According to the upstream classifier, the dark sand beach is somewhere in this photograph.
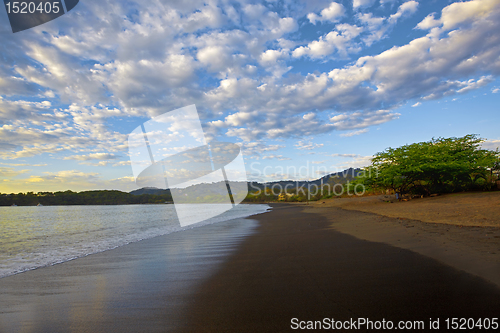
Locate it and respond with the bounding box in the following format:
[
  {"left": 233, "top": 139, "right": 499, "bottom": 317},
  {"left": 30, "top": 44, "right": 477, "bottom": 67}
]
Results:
[
  {"left": 180, "top": 204, "right": 500, "bottom": 332},
  {"left": 1, "top": 204, "right": 500, "bottom": 332}
]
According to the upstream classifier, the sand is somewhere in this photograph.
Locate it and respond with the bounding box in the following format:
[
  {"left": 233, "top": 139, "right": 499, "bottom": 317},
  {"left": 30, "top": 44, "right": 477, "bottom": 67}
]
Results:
[
  {"left": 314, "top": 191, "right": 500, "bottom": 227},
  {"left": 179, "top": 204, "right": 500, "bottom": 332},
  {"left": 307, "top": 191, "right": 500, "bottom": 287}
]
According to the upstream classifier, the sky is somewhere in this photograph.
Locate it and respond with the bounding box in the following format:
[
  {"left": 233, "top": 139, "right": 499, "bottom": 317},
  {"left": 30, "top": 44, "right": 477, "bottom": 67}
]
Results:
[{"left": 0, "top": 0, "right": 499, "bottom": 193}]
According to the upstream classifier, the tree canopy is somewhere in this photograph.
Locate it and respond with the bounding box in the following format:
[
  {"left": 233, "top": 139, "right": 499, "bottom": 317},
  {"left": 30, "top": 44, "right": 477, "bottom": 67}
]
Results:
[
  {"left": 0, "top": 190, "right": 173, "bottom": 206},
  {"left": 361, "top": 134, "right": 499, "bottom": 195}
]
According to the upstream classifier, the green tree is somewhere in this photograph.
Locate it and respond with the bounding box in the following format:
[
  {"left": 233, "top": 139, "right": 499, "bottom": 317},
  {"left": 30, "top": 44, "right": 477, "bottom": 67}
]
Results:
[{"left": 362, "top": 135, "right": 499, "bottom": 195}]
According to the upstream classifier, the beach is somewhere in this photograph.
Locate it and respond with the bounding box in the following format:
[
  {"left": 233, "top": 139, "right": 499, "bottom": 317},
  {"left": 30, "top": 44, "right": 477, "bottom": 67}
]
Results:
[{"left": 1, "top": 202, "right": 500, "bottom": 332}]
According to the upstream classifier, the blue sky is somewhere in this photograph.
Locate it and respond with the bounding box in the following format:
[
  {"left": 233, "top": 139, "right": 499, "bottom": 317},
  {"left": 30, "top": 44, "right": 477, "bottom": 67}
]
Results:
[{"left": 0, "top": 0, "right": 499, "bottom": 192}]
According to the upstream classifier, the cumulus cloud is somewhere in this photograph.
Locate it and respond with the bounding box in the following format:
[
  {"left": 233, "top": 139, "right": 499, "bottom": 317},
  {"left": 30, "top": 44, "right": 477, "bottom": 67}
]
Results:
[
  {"left": 297, "top": 1, "right": 420, "bottom": 58},
  {"left": 482, "top": 139, "right": 500, "bottom": 150},
  {"left": 293, "top": 23, "right": 363, "bottom": 58},
  {"left": 307, "top": 2, "right": 345, "bottom": 24},
  {"left": 64, "top": 153, "right": 120, "bottom": 161},
  {"left": 339, "top": 128, "right": 369, "bottom": 137},
  {"left": 0, "top": 0, "right": 499, "bottom": 166},
  {"left": 261, "top": 154, "right": 291, "bottom": 160},
  {"left": 240, "top": 141, "right": 284, "bottom": 158},
  {"left": 416, "top": 0, "right": 498, "bottom": 32},
  {"left": 330, "top": 111, "right": 400, "bottom": 130},
  {"left": 0, "top": 97, "right": 53, "bottom": 125},
  {"left": 0, "top": 167, "right": 29, "bottom": 178},
  {"left": 388, "top": 1, "right": 419, "bottom": 24},
  {"left": 332, "top": 155, "right": 373, "bottom": 169},
  {"left": 353, "top": 0, "right": 377, "bottom": 10},
  {"left": 295, "top": 141, "right": 325, "bottom": 150},
  {"left": 357, "top": 1, "right": 419, "bottom": 46}
]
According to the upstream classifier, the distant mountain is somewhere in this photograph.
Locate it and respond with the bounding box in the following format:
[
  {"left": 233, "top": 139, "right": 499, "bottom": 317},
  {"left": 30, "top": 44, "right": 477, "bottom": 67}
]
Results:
[
  {"left": 247, "top": 167, "right": 361, "bottom": 191},
  {"left": 129, "top": 168, "right": 361, "bottom": 195},
  {"left": 129, "top": 187, "right": 171, "bottom": 196}
]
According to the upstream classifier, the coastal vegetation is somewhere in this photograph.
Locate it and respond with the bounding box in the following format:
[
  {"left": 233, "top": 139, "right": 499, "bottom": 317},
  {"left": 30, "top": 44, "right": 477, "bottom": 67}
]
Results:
[
  {"left": 245, "top": 135, "right": 499, "bottom": 202},
  {"left": 0, "top": 190, "right": 173, "bottom": 206},
  {"left": 359, "top": 134, "right": 499, "bottom": 196}
]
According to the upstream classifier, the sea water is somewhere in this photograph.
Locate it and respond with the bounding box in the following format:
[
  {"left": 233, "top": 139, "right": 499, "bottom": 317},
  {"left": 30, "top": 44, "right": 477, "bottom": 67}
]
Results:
[{"left": 0, "top": 204, "right": 270, "bottom": 278}]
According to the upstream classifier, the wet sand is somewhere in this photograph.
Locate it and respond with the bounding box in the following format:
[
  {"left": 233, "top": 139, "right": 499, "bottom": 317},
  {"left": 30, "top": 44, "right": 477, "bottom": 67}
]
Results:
[
  {"left": 180, "top": 204, "right": 500, "bottom": 332},
  {"left": 309, "top": 205, "right": 500, "bottom": 288},
  {"left": 1, "top": 204, "right": 500, "bottom": 332},
  {"left": 0, "top": 218, "right": 259, "bottom": 332},
  {"left": 307, "top": 192, "right": 500, "bottom": 288}
]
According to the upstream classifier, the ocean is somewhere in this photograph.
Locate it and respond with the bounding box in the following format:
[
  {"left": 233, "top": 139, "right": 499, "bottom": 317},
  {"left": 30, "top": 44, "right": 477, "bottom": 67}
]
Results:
[{"left": 0, "top": 203, "right": 270, "bottom": 278}]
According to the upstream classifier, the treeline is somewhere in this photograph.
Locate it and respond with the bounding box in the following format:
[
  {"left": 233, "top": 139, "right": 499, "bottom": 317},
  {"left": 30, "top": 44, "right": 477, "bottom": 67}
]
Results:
[
  {"left": 359, "top": 134, "right": 500, "bottom": 196},
  {"left": 0, "top": 190, "right": 173, "bottom": 206},
  {"left": 243, "top": 171, "right": 365, "bottom": 203}
]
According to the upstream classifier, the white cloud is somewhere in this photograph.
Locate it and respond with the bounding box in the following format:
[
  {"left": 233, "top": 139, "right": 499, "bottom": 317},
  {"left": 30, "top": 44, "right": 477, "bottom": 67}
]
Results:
[
  {"left": 243, "top": 4, "right": 267, "bottom": 20},
  {"left": 333, "top": 155, "right": 373, "bottom": 169},
  {"left": 491, "top": 87, "right": 499, "bottom": 93},
  {"left": 388, "top": 1, "right": 419, "bottom": 24},
  {"left": 353, "top": 0, "right": 377, "bottom": 10},
  {"left": 258, "top": 49, "right": 289, "bottom": 67},
  {"left": 339, "top": 128, "right": 369, "bottom": 137},
  {"left": 226, "top": 111, "right": 336, "bottom": 141},
  {"left": 415, "top": 13, "right": 440, "bottom": 30},
  {"left": 412, "top": 102, "right": 421, "bottom": 107},
  {"left": 330, "top": 111, "right": 400, "bottom": 130},
  {"left": 481, "top": 139, "right": 500, "bottom": 151},
  {"left": 0, "top": 0, "right": 499, "bottom": 162},
  {"left": 356, "top": 13, "right": 387, "bottom": 46},
  {"left": 239, "top": 141, "right": 284, "bottom": 159},
  {"left": 292, "top": 24, "right": 362, "bottom": 58},
  {"left": 183, "top": 4, "right": 226, "bottom": 33},
  {"left": 64, "top": 153, "right": 120, "bottom": 161},
  {"left": 0, "top": 97, "right": 54, "bottom": 124},
  {"left": 416, "top": 0, "right": 499, "bottom": 32},
  {"left": 295, "top": 141, "right": 325, "bottom": 150},
  {"left": 327, "top": 154, "right": 374, "bottom": 170},
  {"left": 329, "top": 153, "right": 361, "bottom": 158},
  {"left": 0, "top": 167, "right": 29, "bottom": 178},
  {"left": 261, "top": 154, "right": 291, "bottom": 160},
  {"left": 357, "top": 1, "right": 419, "bottom": 46},
  {"left": 307, "top": 2, "right": 345, "bottom": 24},
  {"left": 455, "top": 76, "right": 493, "bottom": 94}
]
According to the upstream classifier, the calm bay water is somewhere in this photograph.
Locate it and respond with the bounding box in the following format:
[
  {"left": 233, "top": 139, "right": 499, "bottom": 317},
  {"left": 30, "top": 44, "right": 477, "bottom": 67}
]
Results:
[{"left": 0, "top": 204, "right": 270, "bottom": 278}]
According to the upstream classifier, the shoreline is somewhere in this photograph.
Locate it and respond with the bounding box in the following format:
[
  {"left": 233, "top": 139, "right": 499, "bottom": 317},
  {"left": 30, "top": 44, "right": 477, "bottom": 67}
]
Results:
[
  {"left": 0, "top": 216, "right": 260, "bottom": 332},
  {"left": 0, "top": 203, "right": 270, "bottom": 280}
]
